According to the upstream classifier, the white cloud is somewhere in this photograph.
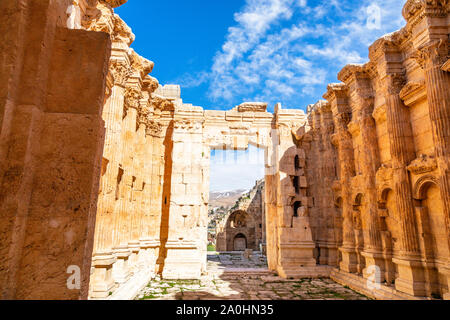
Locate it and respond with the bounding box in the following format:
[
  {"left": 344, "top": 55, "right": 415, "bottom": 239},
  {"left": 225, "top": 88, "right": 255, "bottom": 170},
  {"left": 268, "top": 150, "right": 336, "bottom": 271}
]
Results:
[
  {"left": 210, "top": 145, "right": 265, "bottom": 192},
  {"left": 174, "top": 0, "right": 406, "bottom": 110}
]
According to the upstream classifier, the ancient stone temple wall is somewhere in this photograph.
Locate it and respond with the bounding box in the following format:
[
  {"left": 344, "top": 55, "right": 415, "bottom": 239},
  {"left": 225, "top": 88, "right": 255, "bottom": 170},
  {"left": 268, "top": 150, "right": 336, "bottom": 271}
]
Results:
[
  {"left": 301, "top": 0, "right": 450, "bottom": 299},
  {"left": 1, "top": 0, "right": 448, "bottom": 301},
  {"left": 0, "top": 0, "right": 112, "bottom": 300}
]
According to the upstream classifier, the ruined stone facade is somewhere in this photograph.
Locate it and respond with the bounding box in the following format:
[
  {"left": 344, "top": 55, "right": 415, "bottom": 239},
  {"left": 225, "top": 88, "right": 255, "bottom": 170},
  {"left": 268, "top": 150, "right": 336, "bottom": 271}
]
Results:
[
  {"left": 300, "top": 0, "right": 450, "bottom": 299},
  {"left": 215, "top": 180, "right": 265, "bottom": 252},
  {"left": 0, "top": 0, "right": 448, "bottom": 301}
]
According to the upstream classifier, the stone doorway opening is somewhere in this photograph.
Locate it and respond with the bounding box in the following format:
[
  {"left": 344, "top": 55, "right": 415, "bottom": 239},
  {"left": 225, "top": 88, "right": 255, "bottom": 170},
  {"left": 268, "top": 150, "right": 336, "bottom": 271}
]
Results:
[
  {"left": 233, "top": 234, "right": 247, "bottom": 251},
  {"left": 207, "top": 144, "right": 267, "bottom": 271}
]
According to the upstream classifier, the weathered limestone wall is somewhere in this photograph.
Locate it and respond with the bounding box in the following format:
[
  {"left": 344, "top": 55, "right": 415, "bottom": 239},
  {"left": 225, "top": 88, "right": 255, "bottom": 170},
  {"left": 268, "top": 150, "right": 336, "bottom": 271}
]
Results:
[
  {"left": 301, "top": 0, "right": 450, "bottom": 299},
  {"left": 0, "top": 0, "right": 111, "bottom": 299},
  {"left": 86, "top": 2, "right": 175, "bottom": 298},
  {"left": 265, "top": 105, "right": 318, "bottom": 278},
  {"left": 1, "top": 0, "right": 448, "bottom": 301}
]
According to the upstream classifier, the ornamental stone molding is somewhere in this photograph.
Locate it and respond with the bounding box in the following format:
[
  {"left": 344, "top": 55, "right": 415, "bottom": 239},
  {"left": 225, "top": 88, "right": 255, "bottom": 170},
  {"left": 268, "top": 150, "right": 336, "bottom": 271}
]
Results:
[
  {"left": 413, "top": 174, "right": 440, "bottom": 199},
  {"left": 145, "top": 120, "right": 163, "bottom": 137},
  {"left": 173, "top": 120, "right": 203, "bottom": 133},
  {"left": 399, "top": 80, "right": 427, "bottom": 106},
  {"left": 112, "top": 14, "right": 135, "bottom": 45},
  {"left": 413, "top": 39, "right": 449, "bottom": 69},
  {"left": 83, "top": 1, "right": 115, "bottom": 34},
  {"left": 151, "top": 94, "right": 175, "bottom": 111},
  {"left": 124, "top": 87, "right": 143, "bottom": 111},
  {"left": 347, "top": 121, "right": 361, "bottom": 137},
  {"left": 110, "top": 60, "right": 132, "bottom": 87},
  {"left": 402, "top": 0, "right": 448, "bottom": 29},
  {"left": 143, "top": 76, "right": 159, "bottom": 94},
  {"left": 236, "top": 102, "right": 268, "bottom": 113},
  {"left": 4, "top": 0, "right": 450, "bottom": 301},
  {"left": 130, "top": 50, "right": 154, "bottom": 78},
  {"left": 386, "top": 73, "right": 407, "bottom": 95},
  {"left": 407, "top": 154, "right": 438, "bottom": 174}
]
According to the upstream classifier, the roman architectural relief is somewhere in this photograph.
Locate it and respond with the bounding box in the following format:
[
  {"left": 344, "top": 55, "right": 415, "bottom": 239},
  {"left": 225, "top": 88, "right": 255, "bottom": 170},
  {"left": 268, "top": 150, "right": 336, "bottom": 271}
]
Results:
[
  {"left": 215, "top": 180, "right": 265, "bottom": 252},
  {"left": 0, "top": 0, "right": 448, "bottom": 300}
]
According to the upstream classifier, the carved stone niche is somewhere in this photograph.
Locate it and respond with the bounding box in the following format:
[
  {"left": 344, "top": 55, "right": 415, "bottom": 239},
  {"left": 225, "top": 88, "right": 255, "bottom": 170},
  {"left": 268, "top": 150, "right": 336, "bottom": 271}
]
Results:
[
  {"left": 407, "top": 154, "right": 437, "bottom": 175},
  {"left": 399, "top": 80, "right": 426, "bottom": 107},
  {"left": 236, "top": 102, "right": 268, "bottom": 113}
]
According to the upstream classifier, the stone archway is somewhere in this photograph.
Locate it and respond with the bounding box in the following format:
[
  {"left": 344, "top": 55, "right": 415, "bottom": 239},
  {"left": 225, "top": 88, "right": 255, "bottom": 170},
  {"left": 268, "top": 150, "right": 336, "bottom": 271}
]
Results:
[
  {"left": 233, "top": 234, "right": 247, "bottom": 251},
  {"left": 413, "top": 176, "right": 448, "bottom": 297},
  {"left": 160, "top": 102, "right": 308, "bottom": 280}
]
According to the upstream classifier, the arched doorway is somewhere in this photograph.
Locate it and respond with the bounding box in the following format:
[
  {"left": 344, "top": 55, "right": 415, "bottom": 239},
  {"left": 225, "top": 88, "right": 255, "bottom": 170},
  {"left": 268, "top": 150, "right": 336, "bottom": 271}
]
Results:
[
  {"left": 234, "top": 233, "right": 247, "bottom": 251},
  {"left": 414, "top": 176, "right": 448, "bottom": 298},
  {"left": 353, "top": 193, "right": 365, "bottom": 275}
]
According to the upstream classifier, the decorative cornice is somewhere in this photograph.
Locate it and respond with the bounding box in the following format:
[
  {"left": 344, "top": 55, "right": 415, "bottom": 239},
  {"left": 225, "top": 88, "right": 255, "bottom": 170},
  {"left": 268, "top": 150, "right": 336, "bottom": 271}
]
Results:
[
  {"left": 323, "top": 83, "right": 349, "bottom": 102},
  {"left": 386, "top": 73, "right": 407, "bottom": 95},
  {"left": 337, "top": 64, "right": 365, "bottom": 84},
  {"left": 402, "top": 0, "right": 448, "bottom": 29},
  {"left": 399, "top": 80, "right": 427, "bottom": 106},
  {"left": 143, "top": 76, "right": 159, "bottom": 94},
  {"left": 130, "top": 50, "right": 154, "bottom": 78},
  {"left": 151, "top": 94, "right": 175, "bottom": 112},
  {"left": 145, "top": 120, "right": 162, "bottom": 137},
  {"left": 372, "top": 104, "right": 387, "bottom": 123},
  {"left": 112, "top": 14, "right": 135, "bottom": 45},
  {"left": 407, "top": 154, "right": 438, "bottom": 175}
]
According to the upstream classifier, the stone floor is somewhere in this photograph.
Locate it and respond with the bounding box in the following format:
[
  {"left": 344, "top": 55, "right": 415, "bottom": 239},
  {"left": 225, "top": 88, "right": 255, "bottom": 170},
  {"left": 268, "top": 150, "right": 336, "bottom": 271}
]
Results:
[{"left": 136, "top": 252, "right": 368, "bottom": 300}]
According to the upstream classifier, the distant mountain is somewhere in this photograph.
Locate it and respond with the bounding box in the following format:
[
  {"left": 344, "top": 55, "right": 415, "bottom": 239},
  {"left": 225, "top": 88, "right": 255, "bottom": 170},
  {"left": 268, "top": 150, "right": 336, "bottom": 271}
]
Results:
[{"left": 209, "top": 189, "right": 247, "bottom": 210}]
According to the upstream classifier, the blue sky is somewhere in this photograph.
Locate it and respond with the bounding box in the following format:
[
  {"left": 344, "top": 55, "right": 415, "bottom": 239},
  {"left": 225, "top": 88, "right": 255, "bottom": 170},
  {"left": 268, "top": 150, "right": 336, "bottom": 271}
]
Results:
[
  {"left": 116, "top": 0, "right": 406, "bottom": 112},
  {"left": 116, "top": 0, "right": 407, "bottom": 192},
  {"left": 209, "top": 145, "right": 265, "bottom": 192}
]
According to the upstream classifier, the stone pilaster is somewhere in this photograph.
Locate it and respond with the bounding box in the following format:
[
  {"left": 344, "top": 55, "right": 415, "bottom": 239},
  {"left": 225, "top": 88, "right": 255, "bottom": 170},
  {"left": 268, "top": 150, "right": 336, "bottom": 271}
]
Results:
[
  {"left": 324, "top": 84, "right": 358, "bottom": 273},
  {"left": 162, "top": 114, "right": 206, "bottom": 280},
  {"left": 415, "top": 39, "right": 450, "bottom": 252},
  {"left": 384, "top": 72, "right": 425, "bottom": 295},
  {"left": 90, "top": 60, "right": 130, "bottom": 298}
]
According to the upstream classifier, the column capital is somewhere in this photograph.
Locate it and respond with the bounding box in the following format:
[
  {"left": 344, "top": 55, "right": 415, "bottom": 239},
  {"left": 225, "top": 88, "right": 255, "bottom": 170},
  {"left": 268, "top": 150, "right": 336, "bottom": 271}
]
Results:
[
  {"left": 145, "top": 120, "right": 162, "bottom": 137},
  {"left": 110, "top": 60, "right": 132, "bottom": 87},
  {"left": 386, "top": 72, "right": 407, "bottom": 95},
  {"left": 124, "top": 86, "right": 143, "bottom": 111},
  {"left": 413, "top": 39, "right": 449, "bottom": 69}
]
